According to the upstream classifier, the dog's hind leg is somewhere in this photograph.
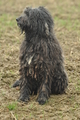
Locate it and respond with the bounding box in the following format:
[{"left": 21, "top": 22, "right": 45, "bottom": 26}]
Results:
[
  {"left": 51, "top": 70, "right": 68, "bottom": 94},
  {"left": 12, "top": 80, "right": 21, "bottom": 88},
  {"left": 12, "top": 76, "right": 23, "bottom": 87}
]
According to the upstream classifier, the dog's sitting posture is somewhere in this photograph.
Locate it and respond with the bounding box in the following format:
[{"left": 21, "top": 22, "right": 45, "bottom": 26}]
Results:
[{"left": 13, "top": 6, "right": 68, "bottom": 105}]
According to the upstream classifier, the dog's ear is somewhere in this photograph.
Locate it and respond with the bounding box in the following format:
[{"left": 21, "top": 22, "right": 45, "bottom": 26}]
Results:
[
  {"left": 26, "top": 7, "right": 32, "bottom": 10},
  {"left": 38, "top": 6, "right": 46, "bottom": 11},
  {"left": 45, "top": 23, "right": 49, "bottom": 35}
]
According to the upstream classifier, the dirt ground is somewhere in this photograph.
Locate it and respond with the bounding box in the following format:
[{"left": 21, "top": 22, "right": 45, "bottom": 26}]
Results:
[{"left": 0, "top": 0, "right": 80, "bottom": 120}]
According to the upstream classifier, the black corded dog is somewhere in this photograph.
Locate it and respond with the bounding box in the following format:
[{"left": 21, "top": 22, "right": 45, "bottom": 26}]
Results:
[{"left": 13, "top": 7, "right": 68, "bottom": 105}]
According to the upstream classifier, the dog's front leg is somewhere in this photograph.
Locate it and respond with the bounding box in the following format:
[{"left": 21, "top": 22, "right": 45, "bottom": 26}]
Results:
[
  {"left": 18, "top": 80, "right": 31, "bottom": 102},
  {"left": 37, "top": 75, "right": 51, "bottom": 105}
]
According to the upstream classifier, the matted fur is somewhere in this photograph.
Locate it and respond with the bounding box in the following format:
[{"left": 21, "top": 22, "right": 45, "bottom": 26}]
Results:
[{"left": 13, "top": 6, "right": 68, "bottom": 105}]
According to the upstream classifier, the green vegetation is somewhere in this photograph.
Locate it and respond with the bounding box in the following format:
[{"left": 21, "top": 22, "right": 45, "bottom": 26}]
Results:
[{"left": 7, "top": 102, "right": 17, "bottom": 111}]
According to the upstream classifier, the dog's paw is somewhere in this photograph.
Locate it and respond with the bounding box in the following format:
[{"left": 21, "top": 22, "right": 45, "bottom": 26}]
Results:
[
  {"left": 12, "top": 80, "right": 21, "bottom": 88},
  {"left": 37, "top": 92, "right": 48, "bottom": 105},
  {"left": 18, "top": 95, "right": 30, "bottom": 102},
  {"left": 37, "top": 97, "right": 47, "bottom": 105}
]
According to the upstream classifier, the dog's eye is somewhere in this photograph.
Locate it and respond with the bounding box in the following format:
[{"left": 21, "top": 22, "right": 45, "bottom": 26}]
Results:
[
  {"left": 26, "top": 12, "right": 29, "bottom": 16},
  {"left": 24, "top": 11, "right": 29, "bottom": 17}
]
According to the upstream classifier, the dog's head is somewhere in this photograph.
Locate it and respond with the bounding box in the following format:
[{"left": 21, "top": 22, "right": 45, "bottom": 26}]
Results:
[{"left": 16, "top": 7, "right": 53, "bottom": 36}]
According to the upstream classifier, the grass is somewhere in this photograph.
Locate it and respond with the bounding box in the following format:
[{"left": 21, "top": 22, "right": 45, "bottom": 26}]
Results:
[
  {"left": 7, "top": 102, "right": 17, "bottom": 111},
  {"left": 0, "top": 14, "right": 16, "bottom": 26},
  {"left": 54, "top": 16, "right": 80, "bottom": 30},
  {"left": 0, "top": 14, "right": 17, "bottom": 36}
]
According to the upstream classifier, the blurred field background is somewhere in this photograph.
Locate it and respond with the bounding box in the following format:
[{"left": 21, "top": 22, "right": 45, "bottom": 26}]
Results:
[{"left": 0, "top": 0, "right": 80, "bottom": 120}]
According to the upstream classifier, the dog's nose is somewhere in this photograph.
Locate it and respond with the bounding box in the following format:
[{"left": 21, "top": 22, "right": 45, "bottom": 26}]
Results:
[
  {"left": 16, "top": 18, "right": 19, "bottom": 22},
  {"left": 16, "top": 17, "right": 22, "bottom": 22}
]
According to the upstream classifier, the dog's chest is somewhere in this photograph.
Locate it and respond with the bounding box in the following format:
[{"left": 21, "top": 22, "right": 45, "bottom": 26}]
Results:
[
  {"left": 26, "top": 55, "right": 35, "bottom": 76},
  {"left": 26, "top": 55, "right": 34, "bottom": 65}
]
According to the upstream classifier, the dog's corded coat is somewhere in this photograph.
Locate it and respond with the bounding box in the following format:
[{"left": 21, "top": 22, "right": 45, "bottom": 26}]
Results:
[{"left": 13, "top": 7, "right": 68, "bottom": 104}]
